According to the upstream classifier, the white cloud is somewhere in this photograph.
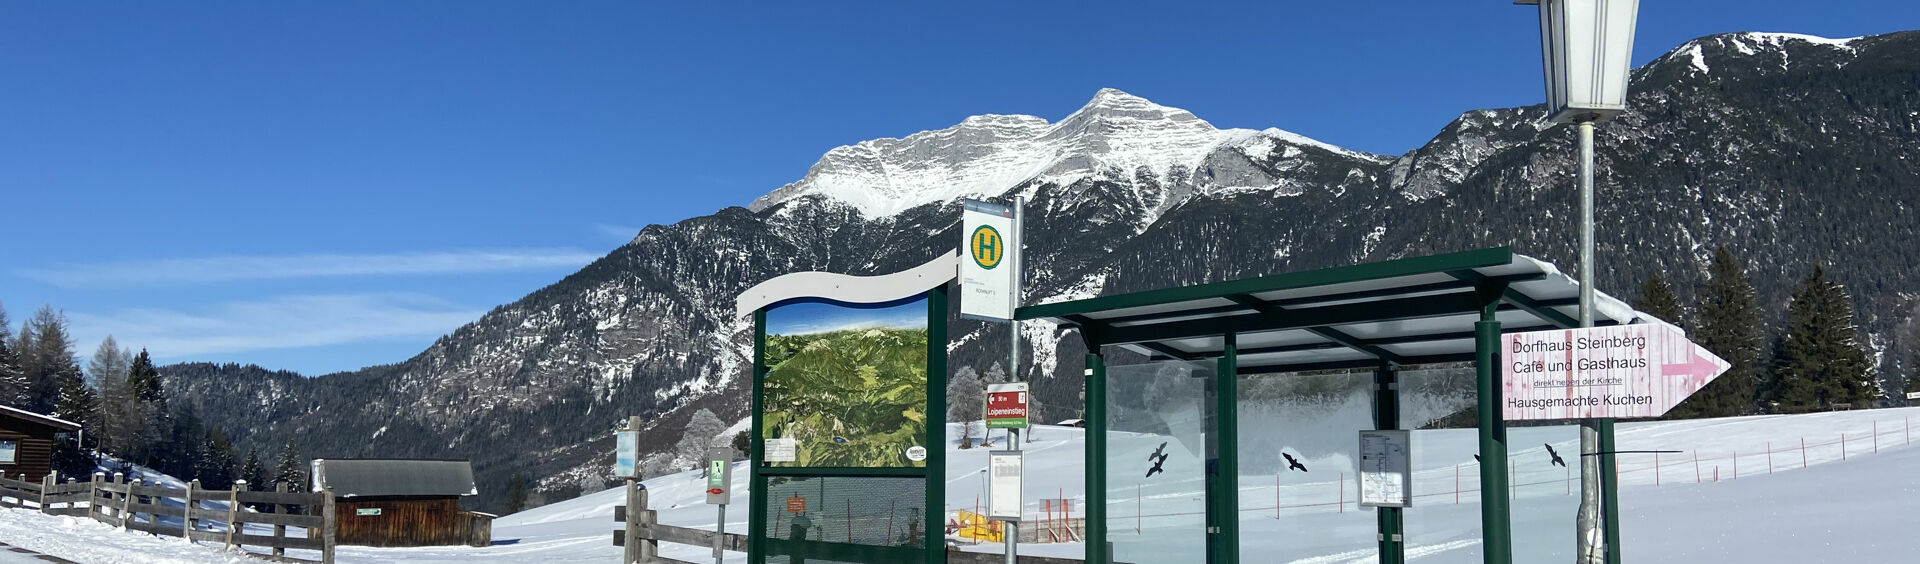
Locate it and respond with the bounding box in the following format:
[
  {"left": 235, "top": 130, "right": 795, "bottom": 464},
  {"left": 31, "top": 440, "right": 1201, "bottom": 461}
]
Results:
[
  {"left": 66, "top": 293, "right": 484, "bottom": 359},
  {"left": 593, "top": 223, "right": 642, "bottom": 244},
  {"left": 15, "top": 248, "right": 602, "bottom": 288}
]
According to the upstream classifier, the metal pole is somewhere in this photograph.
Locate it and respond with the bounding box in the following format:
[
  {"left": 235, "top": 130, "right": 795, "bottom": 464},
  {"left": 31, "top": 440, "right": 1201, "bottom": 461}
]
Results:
[
  {"left": 1085, "top": 352, "right": 1107, "bottom": 564},
  {"left": 1475, "top": 302, "right": 1511, "bottom": 564},
  {"left": 1572, "top": 118, "right": 1610, "bottom": 564},
  {"left": 715, "top": 504, "right": 726, "bottom": 564},
  {"left": 1005, "top": 196, "right": 1023, "bottom": 564}
]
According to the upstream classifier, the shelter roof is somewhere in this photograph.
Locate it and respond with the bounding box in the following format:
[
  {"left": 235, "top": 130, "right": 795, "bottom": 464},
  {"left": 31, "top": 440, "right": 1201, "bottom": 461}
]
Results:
[
  {"left": 1017, "top": 247, "right": 1658, "bottom": 373},
  {"left": 0, "top": 404, "right": 81, "bottom": 431},
  {"left": 312, "top": 459, "right": 477, "bottom": 498}
]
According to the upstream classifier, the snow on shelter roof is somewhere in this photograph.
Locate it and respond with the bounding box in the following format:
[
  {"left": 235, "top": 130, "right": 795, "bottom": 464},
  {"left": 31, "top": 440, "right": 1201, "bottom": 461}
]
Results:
[
  {"left": 0, "top": 404, "right": 81, "bottom": 431},
  {"left": 1017, "top": 247, "right": 1662, "bottom": 373},
  {"left": 311, "top": 459, "right": 477, "bottom": 498}
]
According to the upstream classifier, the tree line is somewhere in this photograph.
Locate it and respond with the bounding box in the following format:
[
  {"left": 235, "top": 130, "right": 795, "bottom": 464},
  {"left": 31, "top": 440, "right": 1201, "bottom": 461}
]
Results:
[
  {"left": 0, "top": 302, "right": 310, "bottom": 490},
  {"left": 1642, "top": 247, "right": 1915, "bottom": 418}
]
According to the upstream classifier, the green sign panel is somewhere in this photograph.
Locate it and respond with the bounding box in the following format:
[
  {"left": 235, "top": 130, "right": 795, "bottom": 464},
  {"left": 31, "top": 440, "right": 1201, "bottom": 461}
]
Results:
[{"left": 356, "top": 508, "right": 381, "bottom": 516}]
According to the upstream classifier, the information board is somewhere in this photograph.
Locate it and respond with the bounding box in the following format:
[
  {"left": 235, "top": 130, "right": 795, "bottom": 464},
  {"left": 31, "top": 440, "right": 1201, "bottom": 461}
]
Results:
[
  {"left": 614, "top": 430, "right": 640, "bottom": 479},
  {"left": 988, "top": 450, "right": 1023, "bottom": 521},
  {"left": 1358, "top": 430, "right": 1411, "bottom": 508}
]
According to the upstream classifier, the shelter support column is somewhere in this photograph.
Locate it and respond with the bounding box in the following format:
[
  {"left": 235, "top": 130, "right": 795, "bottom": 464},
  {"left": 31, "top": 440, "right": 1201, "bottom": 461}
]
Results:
[
  {"left": 1211, "top": 333, "right": 1239, "bottom": 564},
  {"left": 1085, "top": 351, "right": 1108, "bottom": 564},
  {"left": 748, "top": 309, "right": 767, "bottom": 564},
  {"left": 1374, "top": 363, "right": 1404, "bottom": 564},
  {"left": 1475, "top": 303, "right": 1511, "bottom": 564},
  {"left": 928, "top": 285, "right": 948, "bottom": 564},
  {"left": 1600, "top": 418, "right": 1621, "bottom": 564}
]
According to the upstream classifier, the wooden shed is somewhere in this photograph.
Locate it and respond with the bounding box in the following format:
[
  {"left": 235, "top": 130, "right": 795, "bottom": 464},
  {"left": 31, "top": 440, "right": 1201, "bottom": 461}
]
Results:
[
  {"left": 312, "top": 458, "right": 492, "bottom": 547},
  {"left": 0, "top": 405, "right": 80, "bottom": 481}
]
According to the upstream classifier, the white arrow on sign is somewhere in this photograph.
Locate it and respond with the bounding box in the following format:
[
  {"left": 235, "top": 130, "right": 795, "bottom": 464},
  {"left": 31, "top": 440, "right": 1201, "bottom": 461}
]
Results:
[{"left": 1502, "top": 323, "right": 1730, "bottom": 421}]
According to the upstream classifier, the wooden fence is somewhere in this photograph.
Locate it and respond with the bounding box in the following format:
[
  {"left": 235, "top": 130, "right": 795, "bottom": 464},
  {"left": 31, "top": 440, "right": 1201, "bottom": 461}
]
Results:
[
  {"left": 0, "top": 472, "right": 336, "bottom": 564},
  {"left": 609, "top": 489, "right": 1098, "bottom": 564}
]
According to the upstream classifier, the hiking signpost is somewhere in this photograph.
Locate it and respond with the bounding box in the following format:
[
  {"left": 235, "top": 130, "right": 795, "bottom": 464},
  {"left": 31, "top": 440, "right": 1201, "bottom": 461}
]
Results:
[
  {"left": 985, "top": 382, "right": 1029, "bottom": 429},
  {"left": 1501, "top": 323, "right": 1730, "bottom": 421}
]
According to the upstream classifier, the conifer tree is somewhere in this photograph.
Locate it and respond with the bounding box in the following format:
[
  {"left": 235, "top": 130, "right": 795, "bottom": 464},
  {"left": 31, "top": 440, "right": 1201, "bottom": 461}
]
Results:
[
  {"left": 1768, "top": 264, "right": 1875, "bottom": 413},
  {"left": 1675, "top": 249, "right": 1761, "bottom": 417},
  {"left": 21, "top": 305, "right": 77, "bottom": 413},
  {"left": 239, "top": 448, "right": 266, "bottom": 488},
  {"left": 195, "top": 428, "right": 237, "bottom": 489},
  {"left": 51, "top": 360, "right": 97, "bottom": 477},
  {"left": 1635, "top": 273, "right": 1685, "bottom": 329},
  {"left": 88, "top": 337, "right": 135, "bottom": 453},
  {"left": 0, "top": 303, "right": 26, "bottom": 407},
  {"left": 1907, "top": 348, "right": 1920, "bottom": 400},
  {"left": 53, "top": 360, "right": 95, "bottom": 429},
  {"left": 505, "top": 474, "right": 529, "bottom": 514},
  {"left": 273, "top": 440, "right": 307, "bottom": 489}
]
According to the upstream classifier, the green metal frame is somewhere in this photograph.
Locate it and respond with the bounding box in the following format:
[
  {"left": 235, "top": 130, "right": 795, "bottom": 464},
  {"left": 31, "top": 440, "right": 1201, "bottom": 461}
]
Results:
[{"left": 746, "top": 287, "right": 949, "bottom": 564}]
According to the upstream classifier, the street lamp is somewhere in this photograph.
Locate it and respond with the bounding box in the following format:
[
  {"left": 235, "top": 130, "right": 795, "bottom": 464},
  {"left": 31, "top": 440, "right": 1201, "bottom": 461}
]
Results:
[
  {"left": 1517, "top": 0, "right": 1640, "bottom": 123},
  {"left": 1514, "top": 2, "right": 1639, "bottom": 564}
]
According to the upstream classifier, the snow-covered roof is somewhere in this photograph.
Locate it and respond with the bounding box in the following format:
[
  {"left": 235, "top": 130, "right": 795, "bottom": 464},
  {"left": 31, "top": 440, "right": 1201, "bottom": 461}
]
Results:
[
  {"left": 1020, "top": 247, "right": 1662, "bottom": 373},
  {"left": 311, "top": 459, "right": 476, "bottom": 498},
  {"left": 0, "top": 404, "right": 81, "bottom": 431}
]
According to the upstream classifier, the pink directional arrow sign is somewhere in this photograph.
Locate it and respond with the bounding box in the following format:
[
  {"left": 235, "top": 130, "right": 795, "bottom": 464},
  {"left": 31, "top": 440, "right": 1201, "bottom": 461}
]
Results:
[{"left": 1501, "top": 323, "right": 1730, "bottom": 421}]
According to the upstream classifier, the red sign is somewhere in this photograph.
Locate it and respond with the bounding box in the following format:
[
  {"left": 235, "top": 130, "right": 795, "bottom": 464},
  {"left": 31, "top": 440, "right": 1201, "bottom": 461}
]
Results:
[
  {"left": 785, "top": 496, "right": 806, "bottom": 514},
  {"left": 985, "top": 382, "right": 1029, "bottom": 429}
]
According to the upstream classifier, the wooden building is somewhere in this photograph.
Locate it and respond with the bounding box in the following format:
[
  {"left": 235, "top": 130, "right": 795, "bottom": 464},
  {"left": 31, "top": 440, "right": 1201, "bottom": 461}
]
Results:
[
  {"left": 0, "top": 405, "right": 80, "bottom": 481},
  {"left": 312, "top": 458, "right": 492, "bottom": 547}
]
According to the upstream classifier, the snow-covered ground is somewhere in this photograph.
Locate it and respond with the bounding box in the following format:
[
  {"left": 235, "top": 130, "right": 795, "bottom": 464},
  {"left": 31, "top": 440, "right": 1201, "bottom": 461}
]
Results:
[{"left": 1, "top": 408, "right": 1916, "bottom": 563}]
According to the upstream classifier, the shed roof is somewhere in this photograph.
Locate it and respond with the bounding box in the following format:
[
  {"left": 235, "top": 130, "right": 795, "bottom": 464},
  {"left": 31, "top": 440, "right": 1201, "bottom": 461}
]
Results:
[
  {"left": 312, "top": 459, "right": 477, "bottom": 498},
  {"left": 0, "top": 404, "right": 81, "bottom": 431},
  {"left": 1018, "top": 247, "right": 1659, "bottom": 373}
]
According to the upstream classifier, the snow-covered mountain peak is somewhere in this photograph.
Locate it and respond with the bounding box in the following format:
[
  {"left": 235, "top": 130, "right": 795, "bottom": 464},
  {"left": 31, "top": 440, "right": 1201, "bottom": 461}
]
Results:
[
  {"left": 747, "top": 88, "right": 1376, "bottom": 218},
  {"left": 1665, "top": 31, "right": 1864, "bottom": 75}
]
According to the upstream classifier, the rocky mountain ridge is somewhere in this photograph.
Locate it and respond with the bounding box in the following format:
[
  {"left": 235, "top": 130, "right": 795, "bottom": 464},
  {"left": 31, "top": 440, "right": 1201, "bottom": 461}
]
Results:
[{"left": 160, "top": 30, "right": 1920, "bottom": 512}]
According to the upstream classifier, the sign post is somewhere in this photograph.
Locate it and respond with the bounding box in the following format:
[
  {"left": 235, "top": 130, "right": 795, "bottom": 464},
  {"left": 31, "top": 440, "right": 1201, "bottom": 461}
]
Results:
[
  {"left": 1500, "top": 323, "right": 1730, "bottom": 421},
  {"left": 986, "top": 383, "right": 1030, "bottom": 430},
  {"left": 705, "top": 447, "right": 734, "bottom": 564},
  {"left": 963, "top": 197, "right": 1025, "bottom": 564}
]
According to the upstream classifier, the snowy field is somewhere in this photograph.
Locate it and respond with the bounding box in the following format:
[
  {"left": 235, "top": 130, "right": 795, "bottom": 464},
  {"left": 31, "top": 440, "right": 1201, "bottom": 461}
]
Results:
[{"left": 1, "top": 408, "right": 1916, "bottom": 563}]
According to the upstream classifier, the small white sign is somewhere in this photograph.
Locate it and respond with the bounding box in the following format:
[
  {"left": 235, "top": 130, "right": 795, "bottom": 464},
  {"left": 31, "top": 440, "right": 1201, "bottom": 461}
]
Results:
[
  {"left": 356, "top": 508, "right": 382, "bottom": 516},
  {"left": 764, "top": 438, "right": 798, "bottom": 462},
  {"left": 614, "top": 430, "right": 640, "bottom": 479},
  {"left": 905, "top": 445, "right": 928, "bottom": 462},
  {"left": 959, "top": 199, "right": 1018, "bottom": 321},
  {"left": 1358, "top": 430, "right": 1411, "bottom": 508},
  {"left": 988, "top": 450, "right": 1023, "bottom": 521},
  {"left": 1907, "top": 391, "right": 1920, "bottom": 401}
]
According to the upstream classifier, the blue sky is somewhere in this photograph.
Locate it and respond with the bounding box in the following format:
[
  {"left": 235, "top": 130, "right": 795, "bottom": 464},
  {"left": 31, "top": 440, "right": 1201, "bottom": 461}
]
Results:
[
  {"left": 0, "top": 1, "right": 1908, "bottom": 375},
  {"left": 766, "top": 299, "right": 929, "bottom": 337}
]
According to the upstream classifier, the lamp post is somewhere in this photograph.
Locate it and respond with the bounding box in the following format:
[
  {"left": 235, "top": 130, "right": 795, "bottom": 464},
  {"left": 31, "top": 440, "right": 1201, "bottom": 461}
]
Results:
[{"left": 1513, "top": 2, "right": 1639, "bottom": 564}]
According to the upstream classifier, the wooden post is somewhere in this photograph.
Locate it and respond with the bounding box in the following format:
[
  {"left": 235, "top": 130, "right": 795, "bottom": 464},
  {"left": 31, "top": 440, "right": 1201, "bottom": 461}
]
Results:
[
  {"left": 321, "top": 486, "right": 336, "bottom": 564},
  {"left": 90, "top": 473, "right": 102, "bottom": 521},
  {"left": 185, "top": 479, "right": 198, "bottom": 541},
  {"left": 273, "top": 482, "right": 288, "bottom": 558},
  {"left": 116, "top": 471, "right": 131, "bottom": 525},
  {"left": 227, "top": 480, "right": 244, "bottom": 549},
  {"left": 41, "top": 473, "right": 54, "bottom": 514}
]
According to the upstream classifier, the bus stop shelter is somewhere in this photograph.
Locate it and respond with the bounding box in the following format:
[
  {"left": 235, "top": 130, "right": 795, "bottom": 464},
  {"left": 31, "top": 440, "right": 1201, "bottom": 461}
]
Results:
[{"left": 1015, "top": 247, "right": 1655, "bottom": 564}]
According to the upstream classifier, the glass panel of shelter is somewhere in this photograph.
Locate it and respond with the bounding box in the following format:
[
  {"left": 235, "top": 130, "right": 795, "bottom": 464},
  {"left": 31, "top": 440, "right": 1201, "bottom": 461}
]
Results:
[
  {"left": 1236, "top": 369, "right": 1376, "bottom": 562},
  {"left": 1105, "top": 359, "right": 1212, "bottom": 563}
]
